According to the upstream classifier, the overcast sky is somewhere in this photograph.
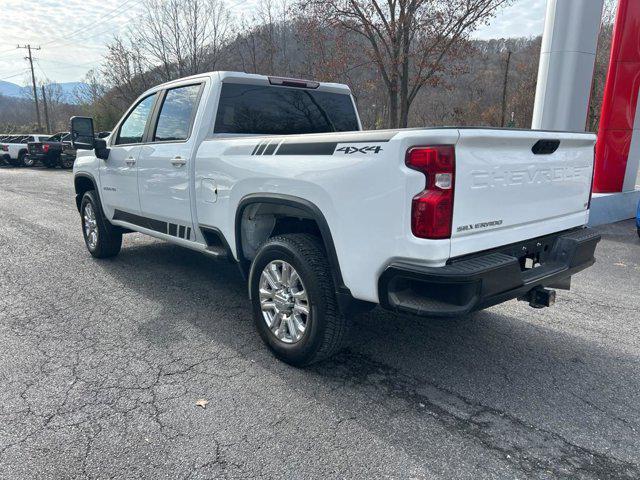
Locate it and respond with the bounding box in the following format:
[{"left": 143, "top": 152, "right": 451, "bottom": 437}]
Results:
[{"left": 0, "top": 0, "right": 548, "bottom": 85}]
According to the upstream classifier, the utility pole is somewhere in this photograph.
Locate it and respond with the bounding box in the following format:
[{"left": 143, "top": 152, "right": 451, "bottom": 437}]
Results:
[
  {"left": 17, "top": 44, "right": 42, "bottom": 130},
  {"left": 41, "top": 85, "right": 51, "bottom": 134},
  {"left": 500, "top": 50, "right": 512, "bottom": 128}
]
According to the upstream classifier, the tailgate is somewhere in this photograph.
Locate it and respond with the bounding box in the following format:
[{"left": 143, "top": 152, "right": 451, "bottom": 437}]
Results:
[
  {"left": 28, "top": 143, "right": 42, "bottom": 154},
  {"left": 450, "top": 129, "right": 595, "bottom": 258}
]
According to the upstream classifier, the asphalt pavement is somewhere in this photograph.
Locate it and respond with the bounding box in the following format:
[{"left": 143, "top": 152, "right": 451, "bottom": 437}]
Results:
[{"left": 0, "top": 166, "right": 639, "bottom": 479}]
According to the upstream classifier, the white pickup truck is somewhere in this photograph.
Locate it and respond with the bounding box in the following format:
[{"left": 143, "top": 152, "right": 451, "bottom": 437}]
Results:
[
  {"left": 71, "top": 71, "right": 601, "bottom": 365},
  {"left": 1, "top": 134, "right": 50, "bottom": 166}
]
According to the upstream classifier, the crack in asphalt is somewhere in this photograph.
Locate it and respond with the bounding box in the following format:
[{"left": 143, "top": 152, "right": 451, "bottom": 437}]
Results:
[{"left": 315, "top": 351, "right": 639, "bottom": 479}]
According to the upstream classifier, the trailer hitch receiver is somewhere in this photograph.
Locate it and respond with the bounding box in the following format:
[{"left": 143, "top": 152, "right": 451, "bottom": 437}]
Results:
[{"left": 521, "top": 286, "right": 556, "bottom": 309}]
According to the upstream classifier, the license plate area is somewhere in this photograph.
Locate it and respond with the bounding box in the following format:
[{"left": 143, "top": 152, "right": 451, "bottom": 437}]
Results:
[
  {"left": 448, "top": 229, "right": 571, "bottom": 272},
  {"left": 497, "top": 236, "right": 557, "bottom": 272}
]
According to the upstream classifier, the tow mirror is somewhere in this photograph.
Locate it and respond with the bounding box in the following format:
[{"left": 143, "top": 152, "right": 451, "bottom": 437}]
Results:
[
  {"left": 69, "top": 116, "right": 109, "bottom": 160},
  {"left": 70, "top": 116, "right": 95, "bottom": 150}
]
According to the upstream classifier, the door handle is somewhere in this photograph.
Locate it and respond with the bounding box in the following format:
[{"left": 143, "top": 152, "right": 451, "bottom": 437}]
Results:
[
  {"left": 125, "top": 156, "right": 136, "bottom": 166},
  {"left": 171, "top": 156, "right": 187, "bottom": 167}
]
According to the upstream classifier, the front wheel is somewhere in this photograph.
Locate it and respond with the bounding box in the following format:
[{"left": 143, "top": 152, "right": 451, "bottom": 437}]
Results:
[
  {"left": 249, "top": 234, "right": 350, "bottom": 366},
  {"left": 80, "top": 190, "right": 122, "bottom": 258}
]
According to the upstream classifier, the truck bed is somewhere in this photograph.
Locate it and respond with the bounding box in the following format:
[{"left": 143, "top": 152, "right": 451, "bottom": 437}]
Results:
[{"left": 196, "top": 127, "right": 595, "bottom": 302}]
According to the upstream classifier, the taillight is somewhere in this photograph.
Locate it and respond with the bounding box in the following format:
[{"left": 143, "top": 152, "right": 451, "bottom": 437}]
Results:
[
  {"left": 406, "top": 146, "right": 455, "bottom": 239},
  {"left": 1, "top": 145, "right": 7, "bottom": 151},
  {"left": 42, "top": 144, "right": 50, "bottom": 153}
]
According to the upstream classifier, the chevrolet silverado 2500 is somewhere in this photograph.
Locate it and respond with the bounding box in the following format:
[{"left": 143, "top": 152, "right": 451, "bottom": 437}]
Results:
[{"left": 71, "top": 71, "right": 601, "bottom": 365}]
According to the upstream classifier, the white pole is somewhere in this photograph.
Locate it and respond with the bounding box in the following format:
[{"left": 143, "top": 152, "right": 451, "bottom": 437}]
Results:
[{"left": 532, "top": 0, "right": 604, "bottom": 131}]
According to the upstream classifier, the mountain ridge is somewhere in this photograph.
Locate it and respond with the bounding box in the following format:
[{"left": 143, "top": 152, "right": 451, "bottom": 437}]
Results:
[{"left": 0, "top": 80, "right": 88, "bottom": 104}]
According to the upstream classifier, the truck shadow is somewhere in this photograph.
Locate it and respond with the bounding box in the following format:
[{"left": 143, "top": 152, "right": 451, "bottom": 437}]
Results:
[{"left": 97, "top": 237, "right": 640, "bottom": 477}]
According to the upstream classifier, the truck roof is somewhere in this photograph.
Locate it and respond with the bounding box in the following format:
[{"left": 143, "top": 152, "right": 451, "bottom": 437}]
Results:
[{"left": 152, "top": 71, "right": 352, "bottom": 96}]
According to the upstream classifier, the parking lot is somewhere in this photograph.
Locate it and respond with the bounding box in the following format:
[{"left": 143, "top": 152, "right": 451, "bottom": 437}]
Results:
[{"left": 0, "top": 166, "right": 638, "bottom": 479}]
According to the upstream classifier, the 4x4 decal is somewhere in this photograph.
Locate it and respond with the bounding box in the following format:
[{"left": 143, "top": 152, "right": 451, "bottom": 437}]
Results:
[{"left": 335, "top": 145, "right": 383, "bottom": 155}]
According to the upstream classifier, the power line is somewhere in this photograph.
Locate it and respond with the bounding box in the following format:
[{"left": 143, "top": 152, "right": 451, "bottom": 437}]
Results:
[
  {"left": 3, "top": 0, "right": 249, "bottom": 81},
  {"left": 2, "top": 0, "right": 245, "bottom": 60},
  {"left": 39, "top": 0, "right": 145, "bottom": 49},
  {"left": 0, "top": 46, "right": 18, "bottom": 56},
  {"left": 0, "top": 70, "right": 29, "bottom": 82}
]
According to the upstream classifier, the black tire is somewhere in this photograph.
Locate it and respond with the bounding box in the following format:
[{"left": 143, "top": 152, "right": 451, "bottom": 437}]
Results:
[
  {"left": 20, "top": 152, "right": 34, "bottom": 167},
  {"left": 80, "top": 190, "right": 122, "bottom": 258},
  {"left": 60, "top": 156, "right": 74, "bottom": 169},
  {"left": 249, "top": 233, "right": 350, "bottom": 366}
]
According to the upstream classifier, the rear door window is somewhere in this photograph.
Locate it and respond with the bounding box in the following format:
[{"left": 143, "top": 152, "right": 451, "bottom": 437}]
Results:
[
  {"left": 153, "top": 84, "right": 202, "bottom": 142},
  {"left": 214, "top": 83, "right": 359, "bottom": 135}
]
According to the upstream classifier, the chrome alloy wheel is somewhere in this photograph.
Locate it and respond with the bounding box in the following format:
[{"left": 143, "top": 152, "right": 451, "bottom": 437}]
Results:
[
  {"left": 83, "top": 202, "right": 98, "bottom": 250},
  {"left": 259, "top": 260, "right": 310, "bottom": 344}
]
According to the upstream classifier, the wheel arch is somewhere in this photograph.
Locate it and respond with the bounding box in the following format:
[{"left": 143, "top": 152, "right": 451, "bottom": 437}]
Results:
[
  {"left": 235, "top": 194, "right": 351, "bottom": 302},
  {"left": 74, "top": 173, "right": 100, "bottom": 212}
]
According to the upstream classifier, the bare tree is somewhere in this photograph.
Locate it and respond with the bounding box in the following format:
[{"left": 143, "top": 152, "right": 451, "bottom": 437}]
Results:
[
  {"left": 101, "top": 36, "right": 152, "bottom": 106},
  {"left": 231, "top": 0, "right": 294, "bottom": 75},
  {"left": 134, "top": 0, "right": 232, "bottom": 81},
  {"left": 302, "top": 0, "right": 512, "bottom": 128}
]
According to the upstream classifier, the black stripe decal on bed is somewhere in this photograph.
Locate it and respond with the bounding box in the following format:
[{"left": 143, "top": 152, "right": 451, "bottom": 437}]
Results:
[
  {"left": 250, "top": 132, "right": 396, "bottom": 156},
  {"left": 263, "top": 142, "right": 278, "bottom": 155},
  {"left": 255, "top": 141, "right": 269, "bottom": 155}
]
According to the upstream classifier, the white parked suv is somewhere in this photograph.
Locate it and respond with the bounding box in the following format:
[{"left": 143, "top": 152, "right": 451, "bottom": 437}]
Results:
[
  {"left": 71, "top": 71, "right": 601, "bottom": 365},
  {"left": 0, "top": 134, "right": 50, "bottom": 166}
]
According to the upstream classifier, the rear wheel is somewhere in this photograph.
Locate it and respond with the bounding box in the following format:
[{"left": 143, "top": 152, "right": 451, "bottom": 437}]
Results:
[
  {"left": 21, "top": 152, "right": 34, "bottom": 167},
  {"left": 249, "top": 234, "right": 350, "bottom": 366},
  {"left": 60, "top": 156, "right": 74, "bottom": 169},
  {"left": 80, "top": 190, "right": 122, "bottom": 258}
]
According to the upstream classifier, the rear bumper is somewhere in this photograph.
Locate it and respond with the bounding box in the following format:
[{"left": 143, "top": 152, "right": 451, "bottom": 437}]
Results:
[
  {"left": 378, "top": 228, "right": 601, "bottom": 317},
  {"left": 29, "top": 152, "right": 55, "bottom": 161}
]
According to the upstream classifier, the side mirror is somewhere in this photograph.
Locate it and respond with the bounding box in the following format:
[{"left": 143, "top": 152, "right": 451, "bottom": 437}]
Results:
[
  {"left": 70, "top": 116, "right": 95, "bottom": 150},
  {"left": 69, "top": 116, "right": 110, "bottom": 160}
]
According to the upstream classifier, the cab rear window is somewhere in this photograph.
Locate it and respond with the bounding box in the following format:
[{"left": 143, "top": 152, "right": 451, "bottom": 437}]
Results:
[{"left": 214, "top": 83, "right": 359, "bottom": 135}]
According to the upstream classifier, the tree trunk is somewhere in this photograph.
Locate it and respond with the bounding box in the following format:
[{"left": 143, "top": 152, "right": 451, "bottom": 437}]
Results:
[
  {"left": 399, "top": 24, "right": 411, "bottom": 128},
  {"left": 387, "top": 86, "right": 399, "bottom": 128}
]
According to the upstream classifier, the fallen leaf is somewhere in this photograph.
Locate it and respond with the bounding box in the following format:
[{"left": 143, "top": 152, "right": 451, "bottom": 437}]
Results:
[
  {"left": 195, "top": 399, "right": 209, "bottom": 409},
  {"left": 614, "top": 262, "right": 626, "bottom": 267}
]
